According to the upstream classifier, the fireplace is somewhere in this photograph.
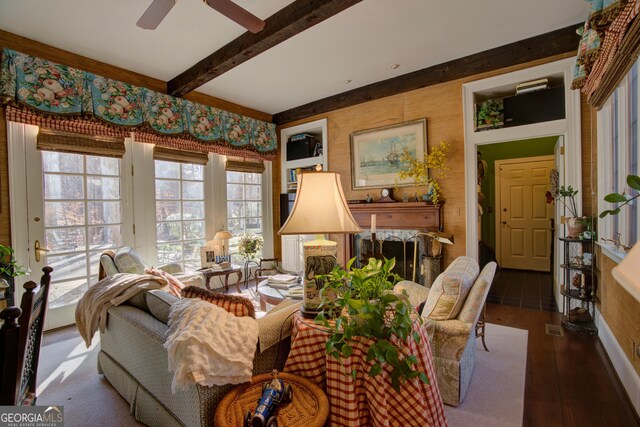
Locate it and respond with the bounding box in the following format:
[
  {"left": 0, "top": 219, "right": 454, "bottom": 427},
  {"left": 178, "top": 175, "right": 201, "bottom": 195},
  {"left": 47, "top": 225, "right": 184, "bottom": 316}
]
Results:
[{"left": 348, "top": 202, "right": 443, "bottom": 281}]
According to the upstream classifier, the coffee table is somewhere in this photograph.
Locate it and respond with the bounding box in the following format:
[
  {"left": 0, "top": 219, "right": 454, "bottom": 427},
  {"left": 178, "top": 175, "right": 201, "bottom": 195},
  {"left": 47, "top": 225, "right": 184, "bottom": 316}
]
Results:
[{"left": 256, "top": 279, "right": 301, "bottom": 311}]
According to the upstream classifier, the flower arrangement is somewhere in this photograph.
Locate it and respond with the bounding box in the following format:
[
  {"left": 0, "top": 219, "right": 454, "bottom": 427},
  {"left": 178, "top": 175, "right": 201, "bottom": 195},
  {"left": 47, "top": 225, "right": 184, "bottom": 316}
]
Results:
[
  {"left": 546, "top": 185, "right": 579, "bottom": 217},
  {"left": 396, "top": 141, "right": 450, "bottom": 203},
  {"left": 237, "top": 232, "right": 263, "bottom": 261}
]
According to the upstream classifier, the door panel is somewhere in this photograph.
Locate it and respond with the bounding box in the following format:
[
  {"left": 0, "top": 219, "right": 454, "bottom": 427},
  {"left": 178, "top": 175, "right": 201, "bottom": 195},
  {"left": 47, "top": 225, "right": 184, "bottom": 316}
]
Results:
[{"left": 499, "top": 157, "right": 555, "bottom": 271}]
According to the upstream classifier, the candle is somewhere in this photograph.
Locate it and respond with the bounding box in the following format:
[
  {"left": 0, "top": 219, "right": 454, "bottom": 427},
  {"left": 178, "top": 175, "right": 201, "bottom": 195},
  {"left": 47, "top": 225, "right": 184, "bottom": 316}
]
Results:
[{"left": 371, "top": 214, "right": 376, "bottom": 234}]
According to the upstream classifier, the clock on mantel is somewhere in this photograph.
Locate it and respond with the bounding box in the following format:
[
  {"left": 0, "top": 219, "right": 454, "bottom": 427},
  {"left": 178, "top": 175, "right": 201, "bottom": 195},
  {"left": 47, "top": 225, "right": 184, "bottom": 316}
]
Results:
[{"left": 377, "top": 188, "right": 397, "bottom": 203}]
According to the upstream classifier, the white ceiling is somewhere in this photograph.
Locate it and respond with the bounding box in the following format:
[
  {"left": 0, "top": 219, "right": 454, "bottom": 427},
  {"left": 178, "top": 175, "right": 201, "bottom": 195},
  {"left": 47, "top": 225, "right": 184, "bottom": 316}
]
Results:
[{"left": 0, "top": 0, "right": 589, "bottom": 115}]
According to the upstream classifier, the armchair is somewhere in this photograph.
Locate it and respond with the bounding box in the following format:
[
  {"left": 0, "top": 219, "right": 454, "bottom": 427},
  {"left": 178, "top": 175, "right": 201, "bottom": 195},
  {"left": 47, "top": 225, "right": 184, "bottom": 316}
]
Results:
[
  {"left": 394, "top": 257, "right": 497, "bottom": 406},
  {"left": 99, "top": 247, "right": 205, "bottom": 288}
]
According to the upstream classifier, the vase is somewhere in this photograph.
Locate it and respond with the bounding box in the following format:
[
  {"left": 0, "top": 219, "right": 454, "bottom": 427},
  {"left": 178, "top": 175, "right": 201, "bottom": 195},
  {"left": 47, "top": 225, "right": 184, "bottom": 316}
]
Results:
[{"left": 566, "top": 217, "right": 586, "bottom": 238}]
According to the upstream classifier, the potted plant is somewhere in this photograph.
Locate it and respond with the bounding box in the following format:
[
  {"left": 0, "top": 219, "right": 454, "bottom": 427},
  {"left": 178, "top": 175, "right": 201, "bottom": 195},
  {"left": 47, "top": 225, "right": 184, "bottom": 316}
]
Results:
[
  {"left": 396, "top": 140, "right": 450, "bottom": 204},
  {"left": 600, "top": 174, "right": 640, "bottom": 218},
  {"left": 316, "top": 257, "right": 428, "bottom": 392},
  {"left": 546, "top": 185, "right": 588, "bottom": 238},
  {"left": 0, "top": 244, "right": 30, "bottom": 306},
  {"left": 476, "top": 98, "right": 504, "bottom": 130}
]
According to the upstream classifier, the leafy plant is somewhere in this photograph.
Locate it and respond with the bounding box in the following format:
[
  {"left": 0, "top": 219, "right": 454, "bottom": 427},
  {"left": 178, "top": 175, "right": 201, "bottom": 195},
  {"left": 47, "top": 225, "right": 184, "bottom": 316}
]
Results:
[
  {"left": 547, "top": 185, "right": 580, "bottom": 217},
  {"left": 395, "top": 141, "right": 450, "bottom": 204},
  {"left": 0, "top": 244, "right": 29, "bottom": 278},
  {"left": 315, "top": 257, "right": 428, "bottom": 392},
  {"left": 600, "top": 174, "right": 640, "bottom": 218},
  {"left": 476, "top": 99, "right": 504, "bottom": 128},
  {"left": 237, "top": 232, "right": 263, "bottom": 261}
]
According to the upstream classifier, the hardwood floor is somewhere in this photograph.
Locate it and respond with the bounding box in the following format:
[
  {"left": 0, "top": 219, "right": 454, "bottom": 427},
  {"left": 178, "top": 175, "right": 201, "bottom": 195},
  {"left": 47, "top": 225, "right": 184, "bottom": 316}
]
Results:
[
  {"left": 486, "top": 303, "right": 639, "bottom": 426},
  {"left": 487, "top": 268, "right": 557, "bottom": 311}
]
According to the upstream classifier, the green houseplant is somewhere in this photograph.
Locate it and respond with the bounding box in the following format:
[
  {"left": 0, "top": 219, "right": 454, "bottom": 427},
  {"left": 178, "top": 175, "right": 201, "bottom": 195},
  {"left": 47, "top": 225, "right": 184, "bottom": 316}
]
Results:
[
  {"left": 316, "top": 257, "right": 428, "bottom": 392},
  {"left": 600, "top": 174, "right": 640, "bottom": 218},
  {"left": 237, "top": 232, "right": 263, "bottom": 261},
  {"left": 547, "top": 185, "right": 588, "bottom": 238},
  {"left": 476, "top": 99, "right": 504, "bottom": 130},
  {"left": 0, "top": 244, "right": 30, "bottom": 304}
]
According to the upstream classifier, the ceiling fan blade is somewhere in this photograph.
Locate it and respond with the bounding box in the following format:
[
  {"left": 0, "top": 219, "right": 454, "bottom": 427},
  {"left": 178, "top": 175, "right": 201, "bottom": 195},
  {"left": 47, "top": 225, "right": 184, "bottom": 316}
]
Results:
[
  {"left": 137, "top": 0, "right": 177, "bottom": 30},
  {"left": 204, "top": 0, "right": 265, "bottom": 33}
]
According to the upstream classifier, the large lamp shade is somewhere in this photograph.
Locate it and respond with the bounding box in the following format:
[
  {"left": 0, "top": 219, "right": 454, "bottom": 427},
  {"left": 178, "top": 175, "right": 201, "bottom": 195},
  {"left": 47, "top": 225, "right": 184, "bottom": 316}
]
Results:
[
  {"left": 612, "top": 242, "right": 640, "bottom": 303},
  {"left": 278, "top": 171, "right": 361, "bottom": 317}
]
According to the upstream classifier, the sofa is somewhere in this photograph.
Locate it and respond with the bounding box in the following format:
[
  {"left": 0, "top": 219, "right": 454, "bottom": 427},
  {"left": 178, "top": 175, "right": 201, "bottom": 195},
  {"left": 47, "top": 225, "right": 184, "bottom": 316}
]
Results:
[
  {"left": 394, "top": 257, "right": 497, "bottom": 406},
  {"left": 97, "top": 288, "right": 297, "bottom": 426},
  {"left": 99, "top": 247, "right": 206, "bottom": 289}
]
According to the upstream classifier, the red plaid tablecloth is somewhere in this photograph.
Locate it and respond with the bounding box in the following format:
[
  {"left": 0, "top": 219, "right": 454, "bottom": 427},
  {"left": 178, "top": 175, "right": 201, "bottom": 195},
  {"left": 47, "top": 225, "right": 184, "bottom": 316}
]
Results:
[{"left": 284, "top": 312, "right": 448, "bottom": 427}]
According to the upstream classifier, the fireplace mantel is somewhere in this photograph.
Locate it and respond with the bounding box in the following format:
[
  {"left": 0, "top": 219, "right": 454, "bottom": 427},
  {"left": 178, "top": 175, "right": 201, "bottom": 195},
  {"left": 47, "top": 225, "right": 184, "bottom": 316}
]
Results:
[{"left": 348, "top": 202, "right": 443, "bottom": 231}]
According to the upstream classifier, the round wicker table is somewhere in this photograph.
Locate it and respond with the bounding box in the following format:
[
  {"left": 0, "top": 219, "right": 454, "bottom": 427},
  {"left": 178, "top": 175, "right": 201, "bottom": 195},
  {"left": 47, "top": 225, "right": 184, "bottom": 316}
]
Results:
[{"left": 214, "top": 372, "right": 329, "bottom": 427}]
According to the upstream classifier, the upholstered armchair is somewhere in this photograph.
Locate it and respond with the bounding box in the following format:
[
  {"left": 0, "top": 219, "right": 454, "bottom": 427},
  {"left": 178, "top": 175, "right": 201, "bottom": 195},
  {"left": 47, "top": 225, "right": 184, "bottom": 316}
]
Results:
[
  {"left": 99, "top": 247, "right": 205, "bottom": 288},
  {"left": 394, "top": 257, "right": 497, "bottom": 406}
]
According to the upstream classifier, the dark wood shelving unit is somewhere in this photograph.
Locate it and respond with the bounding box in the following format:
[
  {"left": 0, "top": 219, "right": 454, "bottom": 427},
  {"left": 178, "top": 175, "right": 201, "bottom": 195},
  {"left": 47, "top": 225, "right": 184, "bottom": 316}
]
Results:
[{"left": 559, "top": 237, "right": 597, "bottom": 335}]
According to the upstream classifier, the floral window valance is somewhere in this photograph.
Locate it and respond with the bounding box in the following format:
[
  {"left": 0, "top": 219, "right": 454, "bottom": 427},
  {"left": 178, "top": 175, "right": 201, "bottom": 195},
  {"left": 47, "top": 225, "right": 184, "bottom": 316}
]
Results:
[
  {"left": 571, "top": 0, "right": 640, "bottom": 108},
  {"left": 0, "top": 48, "right": 276, "bottom": 159}
]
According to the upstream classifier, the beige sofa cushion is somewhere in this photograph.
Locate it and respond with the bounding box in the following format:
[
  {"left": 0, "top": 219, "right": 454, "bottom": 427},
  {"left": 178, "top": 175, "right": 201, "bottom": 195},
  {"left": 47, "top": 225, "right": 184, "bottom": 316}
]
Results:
[
  {"left": 114, "top": 247, "right": 146, "bottom": 274},
  {"left": 421, "top": 256, "right": 479, "bottom": 320}
]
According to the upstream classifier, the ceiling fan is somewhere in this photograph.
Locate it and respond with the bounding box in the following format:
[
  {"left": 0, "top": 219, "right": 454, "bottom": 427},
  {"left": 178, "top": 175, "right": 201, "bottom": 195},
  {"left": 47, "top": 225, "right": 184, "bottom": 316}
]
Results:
[{"left": 137, "top": 0, "right": 265, "bottom": 33}]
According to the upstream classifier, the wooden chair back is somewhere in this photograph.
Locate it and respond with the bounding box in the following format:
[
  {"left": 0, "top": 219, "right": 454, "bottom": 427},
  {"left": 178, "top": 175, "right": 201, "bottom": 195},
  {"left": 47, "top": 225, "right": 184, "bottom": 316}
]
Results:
[
  {"left": 255, "top": 258, "right": 281, "bottom": 291},
  {"left": 0, "top": 306, "right": 22, "bottom": 405},
  {"left": 17, "top": 266, "right": 52, "bottom": 405}
]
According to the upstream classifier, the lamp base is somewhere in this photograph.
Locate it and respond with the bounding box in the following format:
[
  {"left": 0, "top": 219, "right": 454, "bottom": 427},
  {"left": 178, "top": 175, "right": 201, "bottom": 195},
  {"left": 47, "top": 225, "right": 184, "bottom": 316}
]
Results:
[{"left": 300, "top": 305, "right": 321, "bottom": 319}]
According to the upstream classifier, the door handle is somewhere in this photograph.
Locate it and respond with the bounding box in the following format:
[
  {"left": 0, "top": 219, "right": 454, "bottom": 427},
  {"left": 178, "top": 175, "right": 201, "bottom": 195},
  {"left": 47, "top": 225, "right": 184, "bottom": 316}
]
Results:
[
  {"left": 34, "top": 240, "right": 49, "bottom": 262},
  {"left": 502, "top": 221, "right": 507, "bottom": 225}
]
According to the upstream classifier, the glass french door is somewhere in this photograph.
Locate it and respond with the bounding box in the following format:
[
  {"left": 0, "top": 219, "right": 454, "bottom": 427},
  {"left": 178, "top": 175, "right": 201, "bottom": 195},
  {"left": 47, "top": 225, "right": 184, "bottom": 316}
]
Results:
[{"left": 25, "top": 135, "right": 130, "bottom": 329}]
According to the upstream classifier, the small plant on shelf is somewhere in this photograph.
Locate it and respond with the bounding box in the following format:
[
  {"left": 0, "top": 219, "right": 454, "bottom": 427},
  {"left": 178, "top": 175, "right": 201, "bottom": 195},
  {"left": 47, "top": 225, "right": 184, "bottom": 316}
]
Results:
[
  {"left": 315, "top": 257, "right": 428, "bottom": 392},
  {"left": 476, "top": 98, "right": 504, "bottom": 130},
  {"left": 546, "top": 185, "right": 590, "bottom": 238}
]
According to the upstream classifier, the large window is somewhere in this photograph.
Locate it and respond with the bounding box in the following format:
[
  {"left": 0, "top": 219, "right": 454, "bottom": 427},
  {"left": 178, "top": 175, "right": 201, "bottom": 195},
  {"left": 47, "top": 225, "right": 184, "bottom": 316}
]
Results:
[
  {"left": 598, "top": 60, "right": 640, "bottom": 247},
  {"left": 155, "top": 160, "right": 205, "bottom": 270},
  {"left": 43, "top": 152, "right": 123, "bottom": 308},
  {"left": 226, "top": 171, "right": 262, "bottom": 260}
]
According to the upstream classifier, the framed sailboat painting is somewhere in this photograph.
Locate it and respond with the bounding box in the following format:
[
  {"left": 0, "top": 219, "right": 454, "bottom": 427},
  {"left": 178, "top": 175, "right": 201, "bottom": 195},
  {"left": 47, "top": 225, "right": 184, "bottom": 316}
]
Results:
[{"left": 350, "top": 118, "right": 427, "bottom": 190}]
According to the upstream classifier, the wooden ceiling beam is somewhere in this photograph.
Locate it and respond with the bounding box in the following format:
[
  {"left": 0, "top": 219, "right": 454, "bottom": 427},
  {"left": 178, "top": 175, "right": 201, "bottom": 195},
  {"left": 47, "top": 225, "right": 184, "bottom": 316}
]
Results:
[
  {"left": 272, "top": 24, "right": 581, "bottom": 125},
  {"left": 168, "top": 0, "right": 363, "bottom": 97}
]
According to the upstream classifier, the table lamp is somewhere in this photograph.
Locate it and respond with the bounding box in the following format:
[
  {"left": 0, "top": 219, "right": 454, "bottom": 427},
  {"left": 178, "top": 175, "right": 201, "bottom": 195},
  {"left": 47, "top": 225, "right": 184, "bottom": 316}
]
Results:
[
  {"left": 215, "top": 230, "right": 233, "bottom": 255},
  {"left": 612, "top": 242, "right": 640, "bottom": 303},
  {"left": 279, "top": 171, "right": 362, "bottom": 318}
]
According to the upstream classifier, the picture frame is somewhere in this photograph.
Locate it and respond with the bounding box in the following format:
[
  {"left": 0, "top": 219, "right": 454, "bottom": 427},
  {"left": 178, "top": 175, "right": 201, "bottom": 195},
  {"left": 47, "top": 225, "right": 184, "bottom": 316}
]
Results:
[
  {"left": 200, "top": 247, "right": 217, "bottom": 268},
  {"left": 350, "top": 118, "right": 427, "bottom": 190}
]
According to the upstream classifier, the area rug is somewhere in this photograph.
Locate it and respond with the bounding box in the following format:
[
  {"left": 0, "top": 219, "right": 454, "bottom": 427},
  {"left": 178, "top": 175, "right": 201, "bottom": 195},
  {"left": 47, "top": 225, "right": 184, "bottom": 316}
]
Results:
[
  {"left": 444, "top": 323, "right": 528, "bottom": 427},
  {"left": 37, "top": 321, "right": 526, "bottom": 426}
]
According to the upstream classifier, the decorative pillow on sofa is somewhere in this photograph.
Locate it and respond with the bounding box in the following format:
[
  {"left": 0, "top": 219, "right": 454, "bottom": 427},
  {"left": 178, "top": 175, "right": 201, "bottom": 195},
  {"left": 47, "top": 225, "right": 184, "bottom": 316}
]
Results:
[
  {"left": 181, "top": 286, "right": 256, "bottom": 318},
  {"left": 421, "top": 256, "right": 479, "bottom": 321},
  {"left": 113, "top": 247, "right": 146, "bottom": 274}
]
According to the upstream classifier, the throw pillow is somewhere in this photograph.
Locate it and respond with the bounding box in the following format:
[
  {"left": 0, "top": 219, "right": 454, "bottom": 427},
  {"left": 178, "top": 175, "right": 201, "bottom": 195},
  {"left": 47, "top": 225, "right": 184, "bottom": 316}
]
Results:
[
  {"left": 421, "top": 256, "right": 479, "bottom": 321},
  {"left": 181, "top": 286, "right": 256, "bottom": 318},
  {"left": 113, "top": 247, "right": 146, "bottom": 274}
]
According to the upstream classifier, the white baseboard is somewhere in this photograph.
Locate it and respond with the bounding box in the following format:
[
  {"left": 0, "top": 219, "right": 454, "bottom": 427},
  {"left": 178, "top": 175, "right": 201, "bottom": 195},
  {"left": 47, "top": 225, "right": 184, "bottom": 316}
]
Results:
[{"left": 596, "top": 309, "right": 640, "bottom": 416}]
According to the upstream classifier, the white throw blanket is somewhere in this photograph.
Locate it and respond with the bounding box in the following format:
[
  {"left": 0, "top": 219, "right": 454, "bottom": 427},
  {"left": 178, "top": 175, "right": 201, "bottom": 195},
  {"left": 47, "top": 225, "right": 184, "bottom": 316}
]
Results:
[
  {"left": 76, "top": 273, "right": 166, "bottom": 347},
  {"left": 165, "top": 298, "right": 259, "bottom": 392}
]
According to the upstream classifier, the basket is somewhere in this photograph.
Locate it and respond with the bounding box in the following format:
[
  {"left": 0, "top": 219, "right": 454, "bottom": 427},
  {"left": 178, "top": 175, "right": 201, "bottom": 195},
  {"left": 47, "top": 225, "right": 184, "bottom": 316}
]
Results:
[{"left": 214, "top": 372, "right": 329, "bottom": 427}]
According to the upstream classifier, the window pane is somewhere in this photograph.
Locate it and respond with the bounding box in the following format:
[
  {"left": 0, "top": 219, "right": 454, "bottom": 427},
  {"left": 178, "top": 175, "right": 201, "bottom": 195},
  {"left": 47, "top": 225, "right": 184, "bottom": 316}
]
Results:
[
  {"left": 246, "top": 201, "right": 261, "bottom": 217},
  {"left": 88, "top": 201, "right": 121, "bottom": 224},
  {"left": 245, "top": 185, "right": 261, "bottom": 200},
  {"left": 156, "top": 201, "right": 181, "bottom": 221},
  {"left": 155, "top": 160, "right": 180, "bottom": 179},
  {"left": 228, "top": 218, "right": 245, "bottom": 234},
  {"left": 45, "top": 202, "right": 85, "bottom": 227},
  {"left": 157, "top": 242, "right": 182, "bottom": 263},
  {"left": 87, "top": 156, "right": 119, "bottom": 175},
  {"left": 42, "top": 152, "right": 83, "bottom": 173},
  {"left": 183, "top": 201, "right": 204, "bottom": 220},
  {"left": 182, "top": 163, "right": 204, "bottom": 180},
  {"left": 245, "top": 173, "right": 261, "bottom": 185},
  {"left": 46, "top": 227, "right": 85, "bottom": 254},
  {"left": 227, "top": 202, "right": 245, "bottom": 218},
  {"left": 44, "top": 174, "right": 84, "bottom": 200},
  {"left": 227, "top": 184, "right": 244, "bottom": 200},
  {"left": 88, "top": 225, "right": 122, "bottom": 249},
  {"left": 157, "top": 222, "right": 182, "bottom": 242},
  {"left": 182, "top": 181, "right": 204, "bottom": 200},
  {"left": 156, "top": 179, "right": 180, "bottom": 199},
  {"left": 183, "top": 220, "right": 205, "bottom": 240},
  {"left": 184, "top": 240, "right": 205, "bottom": 262},
  {"left": 47, "top": 253, "right": 87, "bottom": 282},
  {"left": 227, "top": 171, "right": 244, "bottom": 183},
  {"left": 87, "top": 176, "right": 120, "bottom": 200},
  {"left": 246, "top": 218, "right": 262, "bottom": 233}
]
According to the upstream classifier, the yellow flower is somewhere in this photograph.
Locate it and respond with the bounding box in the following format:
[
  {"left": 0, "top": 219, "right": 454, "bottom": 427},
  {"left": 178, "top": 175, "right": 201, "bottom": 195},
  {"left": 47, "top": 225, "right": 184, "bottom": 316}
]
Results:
[{"left": 395, "top": 141, "right": 449, "bottom": 204}]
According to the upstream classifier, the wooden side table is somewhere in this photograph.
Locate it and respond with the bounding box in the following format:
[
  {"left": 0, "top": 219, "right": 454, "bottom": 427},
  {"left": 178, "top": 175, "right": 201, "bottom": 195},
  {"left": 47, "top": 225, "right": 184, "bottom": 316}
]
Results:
[
  {"left": 214, "top": 372, "right": 328, "bottom": 427},
  {"left": 200, "top": 265, "right": 243, "bottom": 292}
]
